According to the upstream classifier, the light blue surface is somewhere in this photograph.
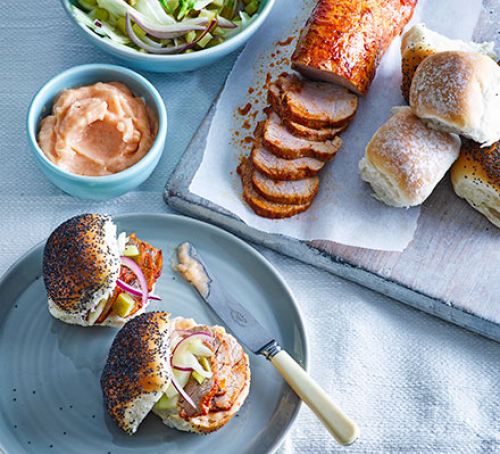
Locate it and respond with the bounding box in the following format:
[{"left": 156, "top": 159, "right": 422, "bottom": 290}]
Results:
[
  {"left": 0, "top": 213, "right": 307, "bottom": 454},
  {"left": 61, "top": 0, "right": 276, "bottom": 73},
  {"left": 27, "top": 64, "right": 168, "bottom": 199},
  {"left": 1, "top": 1, "right": 500, "bottom": 453}
]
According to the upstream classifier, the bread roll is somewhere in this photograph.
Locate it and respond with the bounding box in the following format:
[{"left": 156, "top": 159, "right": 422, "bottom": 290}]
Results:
[
  {"left": 101, "top": 313, "right": 251, "bottom": 435},
  {"left": 43, "top": 214, "right": 121, "bottom": 326},
  {"left": 359, "top": 107, "right": 461, "bottom": 207},
  {"left": 43, "top": 214, "right": 163, "bottom": 327},
  {"left": 451, "top": 139, "right": 500, "bottom": 228},
  {"left": 409, "top": 51, "right": 500, "bottom": 146},
  {"left": 401, "top": 24, "right": 496, "bottom": 100}
]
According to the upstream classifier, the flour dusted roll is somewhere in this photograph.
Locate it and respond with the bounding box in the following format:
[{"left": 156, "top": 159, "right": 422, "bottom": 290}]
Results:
[
  {"left": 359, "top": 107, "right": 461, "bottom": 207},
  {"left": 409, "top": 51, "right": 500, "bottom": 146},
  {"left": 451, "top": 139, "right": 500, "bottom": 228},
  {"left": 400, "top": 23, "right": 496, "bottom": 100}
]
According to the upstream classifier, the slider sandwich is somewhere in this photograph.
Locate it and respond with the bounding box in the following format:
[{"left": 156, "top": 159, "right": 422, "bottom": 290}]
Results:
[
  {"left": 43, "top": 213, "right": 163, "bottom": 327},
  {"left": 100, "top": 312, "right": 251, "bottom": 434}
]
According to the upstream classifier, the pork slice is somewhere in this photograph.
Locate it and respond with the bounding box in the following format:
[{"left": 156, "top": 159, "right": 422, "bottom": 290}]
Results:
[
  {"left": 252, "top": 167, "right": 319, "bottom": 204},
  {"left": 262, "top": 112, "right": 342, "bottom": 161},
  {"left": 283, "top": 118, "right": 346, "bottom": 141},
  {"left": 267, "top": 89, "right": 347, "bottom": 140},
  {"left": 178, "top": 327, "right": 220, "bottom": 419},
  {"left": 251, "top": 145, "right": 325, "bottom": 180},
  {"left": 211, "top": 334, "right": 247, "bottom": 411},
  {"left": 238, "top": 157, "right": 312, "bottom": 219},
  {"left": 276, "top": 73, "right": 358, "bottom": 128}
]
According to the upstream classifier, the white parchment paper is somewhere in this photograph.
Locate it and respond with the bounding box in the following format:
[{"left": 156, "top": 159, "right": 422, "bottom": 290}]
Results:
[{"left": 190, "top": 0, "right": 483, "bottom": 251}]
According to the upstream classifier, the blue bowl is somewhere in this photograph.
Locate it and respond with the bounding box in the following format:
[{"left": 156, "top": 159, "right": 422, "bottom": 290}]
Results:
[
  {"left": 27, "top": 64, "right": 167, "bottom": 200},
  {"left": 61, "top": 0, "right": 275, "bottom": 73}
]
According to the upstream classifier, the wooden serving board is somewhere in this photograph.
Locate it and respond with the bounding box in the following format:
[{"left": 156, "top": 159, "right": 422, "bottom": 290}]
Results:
[{"left": 165, "top": 1, "right": 500, "bottom": 342}]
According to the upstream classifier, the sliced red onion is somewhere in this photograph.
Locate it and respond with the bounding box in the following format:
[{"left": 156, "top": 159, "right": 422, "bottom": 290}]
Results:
[
  {"left": 173, "top": 364, "right": 194, "bottom": 372},
  {"left": 127, "top": 15, "right": 217, "bottom": 54},
  {"left": 119, "top": 256, "right": 148, "bottom": 309},
  {"left": 171, "top": 331, "right": 213, "bottom": 362},
  {"left": 216, "top": 16, "right": 238, "bottom": 29},
  {"left": 172, "top": 332, "right": 214, "bottom": 357},
  {"left": 128, "top": 8, "right": 205, "bottom": 39},
  {"left": 142, "top": 35, "right": 164, "bottom": 48},
  {"left": 116, "top": 278, "right": 161, "bottom": 301},
  {"left": 175, "top": 329, "right": 213, "bottom": 337},
  {"left": 164, "top": 359, "right": 197, "bottom": 410},
  {"left": 185, "top": 16, "right": 237, "bottom": 29},
  {"left": 170, "top": 332, "right": 214, "bottom": 374}
]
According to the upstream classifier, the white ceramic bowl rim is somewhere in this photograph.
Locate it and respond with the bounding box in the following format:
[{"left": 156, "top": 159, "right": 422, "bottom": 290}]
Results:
[
  {"left": 61, "top": 0, "right": 275, "bottom": 61},
  {"left": 27, "top": 63, "right": 167, "bottom": 183}
]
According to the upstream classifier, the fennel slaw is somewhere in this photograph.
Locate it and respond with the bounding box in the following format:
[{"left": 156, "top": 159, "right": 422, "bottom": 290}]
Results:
[{"left": 71, "top": 0, "right": 262, "bottom": 54}]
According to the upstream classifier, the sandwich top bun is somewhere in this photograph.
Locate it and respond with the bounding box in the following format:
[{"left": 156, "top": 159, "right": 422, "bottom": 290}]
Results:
[
  {"left": 451, "top": 139, "right": 500, "bottom": 228},
  {"left": 43, "top": 213, "right": 120, "bottom": 326},
  {"left": 101, "top": 311, "right": 172, "bottom": 434},
  {"left": 409, "top": 51, "right": 500, "bottom": 146},
  {"left": 401, "top": 24, "right": 496, "bottom": 100}
]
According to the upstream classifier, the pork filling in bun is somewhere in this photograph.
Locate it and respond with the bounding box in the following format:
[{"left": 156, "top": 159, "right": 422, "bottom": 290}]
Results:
[
  {"left": 101, "top": 313, "right": 251, "bottom": 435},
  {"left": 43, "top": 213, "right": 163, "bottom": 327}
]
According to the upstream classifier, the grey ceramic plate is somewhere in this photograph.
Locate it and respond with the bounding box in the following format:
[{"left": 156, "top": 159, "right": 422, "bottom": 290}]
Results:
[{"left": 0, "top": 213, "right": 307, "bottom": 454}]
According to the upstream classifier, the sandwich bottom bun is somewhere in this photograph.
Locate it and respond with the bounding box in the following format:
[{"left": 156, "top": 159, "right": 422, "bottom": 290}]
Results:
[
  {"left": 101, "top": 312, "right": 172, "bottom": 434},
  {"left": 359, "top": 107, "right": 461, "bottom": 207},
  {"left": 451, "top": 139, "right": 500, "bottom": 228},
  {"left": 152, "top": 317, "right": 251, "bottom": 434}
]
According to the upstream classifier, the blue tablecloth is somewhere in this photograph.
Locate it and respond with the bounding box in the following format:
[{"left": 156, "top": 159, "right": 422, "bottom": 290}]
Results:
[{"left": 1, "top": 1, "right": 499, "bottom": 452}]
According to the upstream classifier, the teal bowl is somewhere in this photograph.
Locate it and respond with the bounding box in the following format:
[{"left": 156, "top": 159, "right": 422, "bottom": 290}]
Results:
[
  {"left": 60, "top": 0, "right": 275, "bottom": 72},
  {"left": 27, "top": 64, "right": 167, "bottom": 200}
]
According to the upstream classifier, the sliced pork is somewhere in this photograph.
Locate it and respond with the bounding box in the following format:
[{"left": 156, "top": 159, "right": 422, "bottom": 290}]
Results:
[
  {"left": 261, "top": 112, "right": 343, "bottom": 161},
  {"left": 267, "top": 88, "right": 346, "bottom": 140},
  {"left": 252, "top": 167, "right": 319, "bottom": 204},
  {"left": 273, "top": 73, "right": 358, "bottom": 128},
  {"left": 251, "top": 145, "right": 325, "bottom": 180},
  {"left": 238, "top": 157, "right": 312, "bottom": 219}
]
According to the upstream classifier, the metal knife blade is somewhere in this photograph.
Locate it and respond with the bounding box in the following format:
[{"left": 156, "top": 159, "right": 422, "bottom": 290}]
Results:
[
  {"left": 175, "top": 242, "right": 277, "bottom": 355},
  {"left": 175, "top": 243, "right": 359, "bottom": 446}
]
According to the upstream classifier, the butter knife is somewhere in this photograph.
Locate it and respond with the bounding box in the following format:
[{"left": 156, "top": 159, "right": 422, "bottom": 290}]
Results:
[{"left": 175, "top": 242, "right": 359, "bottom": 446}]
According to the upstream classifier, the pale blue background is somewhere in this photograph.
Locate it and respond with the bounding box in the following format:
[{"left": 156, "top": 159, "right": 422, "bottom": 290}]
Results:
[{"left": 1, "top": 1, "right": 499, "bottom": 453}]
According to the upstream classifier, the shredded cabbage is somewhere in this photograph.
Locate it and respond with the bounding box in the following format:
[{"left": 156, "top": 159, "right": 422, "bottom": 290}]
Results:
[
  {"left": 72, "top": 0, "right": 262, "bottom": 55},
  {"left": 72, "top": 6, "right": 130, "bottom": 44}
]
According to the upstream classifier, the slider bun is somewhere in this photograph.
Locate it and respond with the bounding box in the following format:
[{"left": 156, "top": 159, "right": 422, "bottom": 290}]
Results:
[
  {"left": 43, "top": 214, "right": 120, "bottom": 326},
  {"left": 153, "top": 317, "right": 251, "bottom": 434},
  {"left": 451, "top": 139, "right": 500, "bottom": 228},
  {"left": 100, "top": 311, "right": 172, "bottom": 434},
  {"left": 359, "top": 107, "right": 461, "bottom": 207},
  {"left": 400, "top": 23, "right": 496, "bottom": 100},
  {"left": 410, "top": 51, "right": 500, "bottom": 146}
]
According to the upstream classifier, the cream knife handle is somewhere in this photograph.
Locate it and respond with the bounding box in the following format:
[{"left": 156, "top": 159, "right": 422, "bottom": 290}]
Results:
[{"left": 269, "top": 350, "right": 359, "bottom": 446}]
